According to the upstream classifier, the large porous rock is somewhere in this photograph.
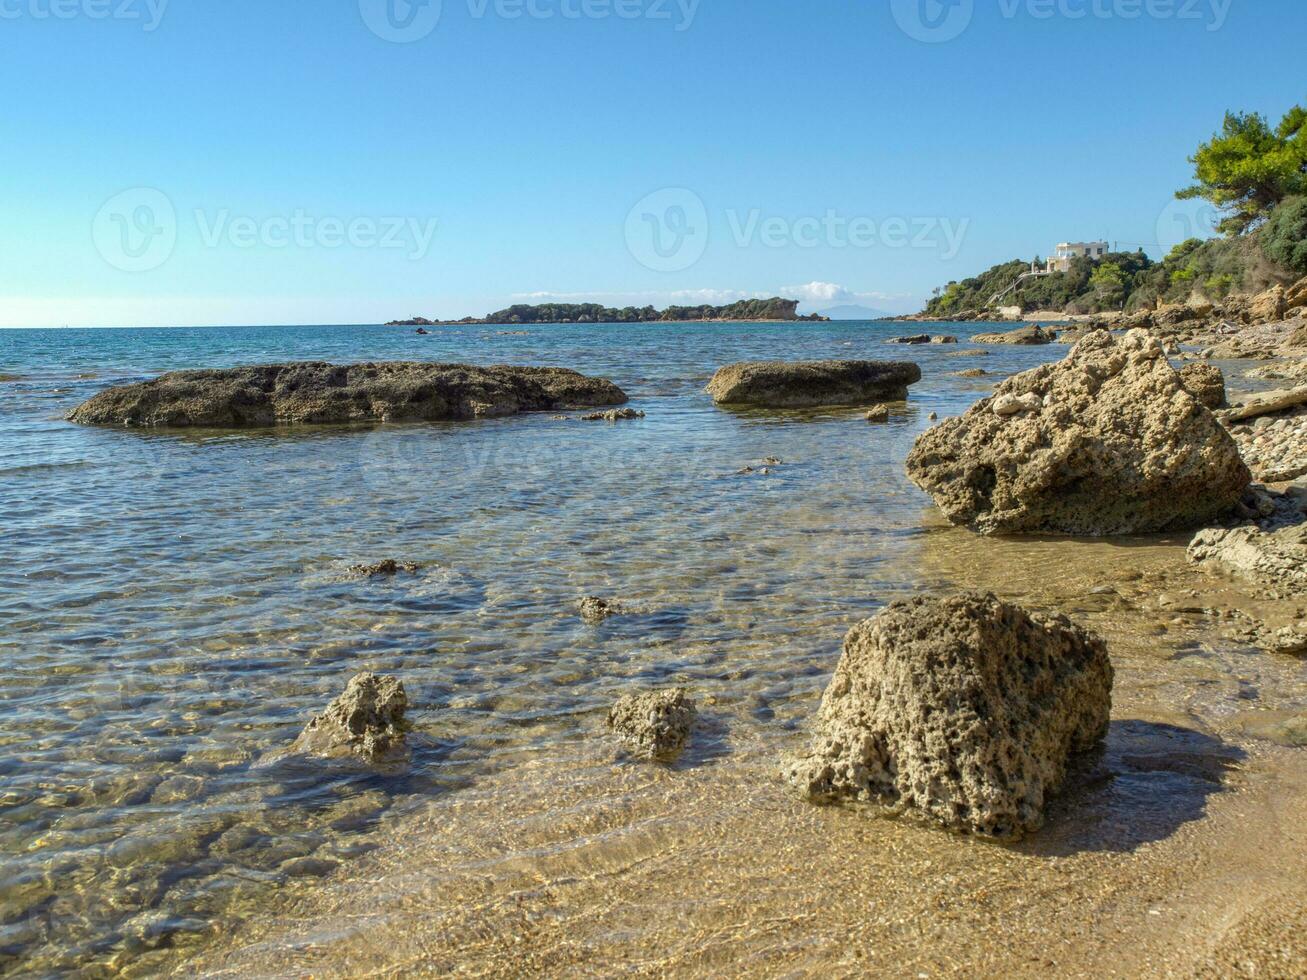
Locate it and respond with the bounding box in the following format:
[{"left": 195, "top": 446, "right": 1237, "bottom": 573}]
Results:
[
  {"left": 67, "top": 362, "right": 628, "bottom": 427},
  {"left": 607, "top": 688, "right": 698, "bottom": 761},
  {"left": 905, "top": 330, "right": 1250, "bottom": 535},
  {"left": 783, "top": 593, "right": 1112, "bottom": 840},
  {"left": 706, "top": 360, "right": 921, "bottom": 408},
  {"left": 292, "top": 673, "right": 410, "bottom": 762},
  {"left": 1178, "top": 363, "right": 1227, "bottom": 409},
  {"left": 971, "top": 325, "right": 1056, "bottom": 345},
  {"left": 1189, "top": 522, "right": 1307, "bottom": 598}
]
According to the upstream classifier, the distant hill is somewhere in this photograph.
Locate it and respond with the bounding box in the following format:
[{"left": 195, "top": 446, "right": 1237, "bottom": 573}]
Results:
[{"left": 815, "top": 304, "right": 892, "bottom": 320}]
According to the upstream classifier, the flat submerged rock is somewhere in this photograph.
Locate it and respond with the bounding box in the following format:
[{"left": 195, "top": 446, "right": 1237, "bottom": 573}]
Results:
[
  {"left": 66, "top": 361, "right": 628, "bottom": 427},
  {"left": 706, "top": 359, "right": 921, "bottom": 408}
]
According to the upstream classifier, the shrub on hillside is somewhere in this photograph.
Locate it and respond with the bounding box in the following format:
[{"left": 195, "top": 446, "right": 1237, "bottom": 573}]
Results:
[{"left": 1261, "top": 195, "right": 1307, "bottom": 276}]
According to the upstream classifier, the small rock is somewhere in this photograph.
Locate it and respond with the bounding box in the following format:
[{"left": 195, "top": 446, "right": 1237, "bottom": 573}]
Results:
[
  {"left": 928, "top": 412, "right": 939, "bottom": 421},
  {"left": 581, "top": 407, "right": 645, "bottom": 422},
  {"left": 579, "top": 596, "right": 621, "bottom": 623},
  {"left": 291, "top": 673, "right": 409, "bottom": 762},
  {"left": 607, "top": 688, "right": 698, "bottom": 761},
  {"left": 280, "top": 856, "right": 342, "bottom": 878},
  {"left": 866, "top": 404, "right": 891, "bottom": 423},
  {"left": 349, "top": 559, "right": 419, "bottom": 577},
  {"left": 955, "top": 368, "right": 988, "bottom": 378}
]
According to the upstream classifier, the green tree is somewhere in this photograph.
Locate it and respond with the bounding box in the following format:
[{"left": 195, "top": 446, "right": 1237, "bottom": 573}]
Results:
[
  {"left": 1177, "top": 105, "right": 1307, "bottom": 236},
  {"left": 1260, "top": 194, "right": 1307, "bottom": 276},
  {"left": 1089, "top": 261, "right": 1126, "bottom": 308}
]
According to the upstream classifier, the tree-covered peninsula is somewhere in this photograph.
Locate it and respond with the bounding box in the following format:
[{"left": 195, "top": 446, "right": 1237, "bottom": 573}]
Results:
[{"left": 388, "top": 297, "right": 827, "bottom": 327}]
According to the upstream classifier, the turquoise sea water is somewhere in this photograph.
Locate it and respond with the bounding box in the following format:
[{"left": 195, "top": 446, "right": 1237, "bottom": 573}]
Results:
[{"left": 0, "top": 321, "right": 1067, "bottom": 974}]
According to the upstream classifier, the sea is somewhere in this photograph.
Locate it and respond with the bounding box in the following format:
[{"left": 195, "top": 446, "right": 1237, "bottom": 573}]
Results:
[{"left": 1, "top": 321, "right": 1297, "bottom": 975}]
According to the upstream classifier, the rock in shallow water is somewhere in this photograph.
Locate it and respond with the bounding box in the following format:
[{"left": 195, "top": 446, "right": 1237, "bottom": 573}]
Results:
[
  {"left": 607, "top": 688, "right": 697, "bottom": 761},
  {"left": 349, "top": 559, "right": 419, "bottom": 577},
  {"left": 578, "top": 596, "right": 621, "bottom": 623},
  {"left": 1188, "top": 521, "right": 1307, "bottom": 600},
  {"left": 581, "top": 407, "right": 645, "bottom": 422},
  {"left": 783, "top": 593, "right": 1112, "bottom": 840},
  {"left": 706, "top": 360, "right": 920, "bottom": 408},
  {"left": 906, "top": 330, "right": 1250, "bottom": 535},
  {"left": 292, "top": 673, "right": 409, "bottom": 762},
  {"left": 971, "top": 325, "right": 1056, "bottom": 345},
  {"left": 66, "top": 362, "right": 628, "bottom": 427}
]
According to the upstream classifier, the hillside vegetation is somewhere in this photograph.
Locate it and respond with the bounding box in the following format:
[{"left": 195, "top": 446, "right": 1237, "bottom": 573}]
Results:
[{"left": 923, "top": 101, "right": 1307, "bottom": 318}]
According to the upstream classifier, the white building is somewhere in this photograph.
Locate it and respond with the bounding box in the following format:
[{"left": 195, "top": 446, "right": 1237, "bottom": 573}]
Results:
[{"left": 1048, "top": 241, "right": 1109, "bottom": 272}]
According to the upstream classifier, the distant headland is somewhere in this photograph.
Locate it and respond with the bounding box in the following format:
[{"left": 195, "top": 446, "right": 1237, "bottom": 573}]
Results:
[{"left": 387, "top": 297, "right": 827, "bottom": 327}]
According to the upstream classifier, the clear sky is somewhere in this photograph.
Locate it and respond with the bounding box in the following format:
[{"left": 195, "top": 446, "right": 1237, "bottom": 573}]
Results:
[{"left": 1, "top": 0, "right": 1304, "bottom": 326}]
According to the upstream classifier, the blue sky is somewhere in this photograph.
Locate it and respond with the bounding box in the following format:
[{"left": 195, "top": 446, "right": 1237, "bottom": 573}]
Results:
[{"left": 1, "top": 0, "right": 1304, "bottom": 326}]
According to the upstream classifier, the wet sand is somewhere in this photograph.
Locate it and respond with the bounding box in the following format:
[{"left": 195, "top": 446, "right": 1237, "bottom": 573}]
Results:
[{"left": 187, "top": 525, "right": 1307, "bottom": 979}]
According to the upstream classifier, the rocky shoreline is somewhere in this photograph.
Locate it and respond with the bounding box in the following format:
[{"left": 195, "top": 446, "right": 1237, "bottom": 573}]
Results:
[
  {"left": 48, "top": 317, "right": 1307, "bottom": 975},
  {"left": 256, "top": 329, "right": 1303, "bottom": 837}
]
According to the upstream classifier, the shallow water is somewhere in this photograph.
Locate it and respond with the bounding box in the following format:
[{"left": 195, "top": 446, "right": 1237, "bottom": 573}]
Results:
[{"left": 0, "top": 322, "right": 1302, "bottom": 976}]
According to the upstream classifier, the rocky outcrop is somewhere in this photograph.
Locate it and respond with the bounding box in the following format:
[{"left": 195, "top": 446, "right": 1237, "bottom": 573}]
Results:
[
  {"left": 971, "top": 325, "right": 1056, "bottom": 345},
  {"left": 1178, "top": 363, "right": 1227, "bottom": 409},
  {"left": 1189, "top": 522, "right": 1307, "bottom": 599},
  {"left": 783, "top": 593, "right": 1112, "bottom": 840},
  {"left": 1286, "top": 275, "right": 1307, "bottom": 313},
  {"left": 1249, "top": 285, "right": 1287, "bottom": 324},
  {"left": 906, "top": 330, "right": 1250, "bottom": 535},
  {"left": 292, "top": 673, "right": 409, "bottom": 762},
  {"left": 706, "top": 360, "right": 921, "bottom": 408},
  {"left": 607, "top": 688, "right": 698, "bottom": 761},
  {"left": 67, "top": 362, "right": 629, "bottom": 427}
]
